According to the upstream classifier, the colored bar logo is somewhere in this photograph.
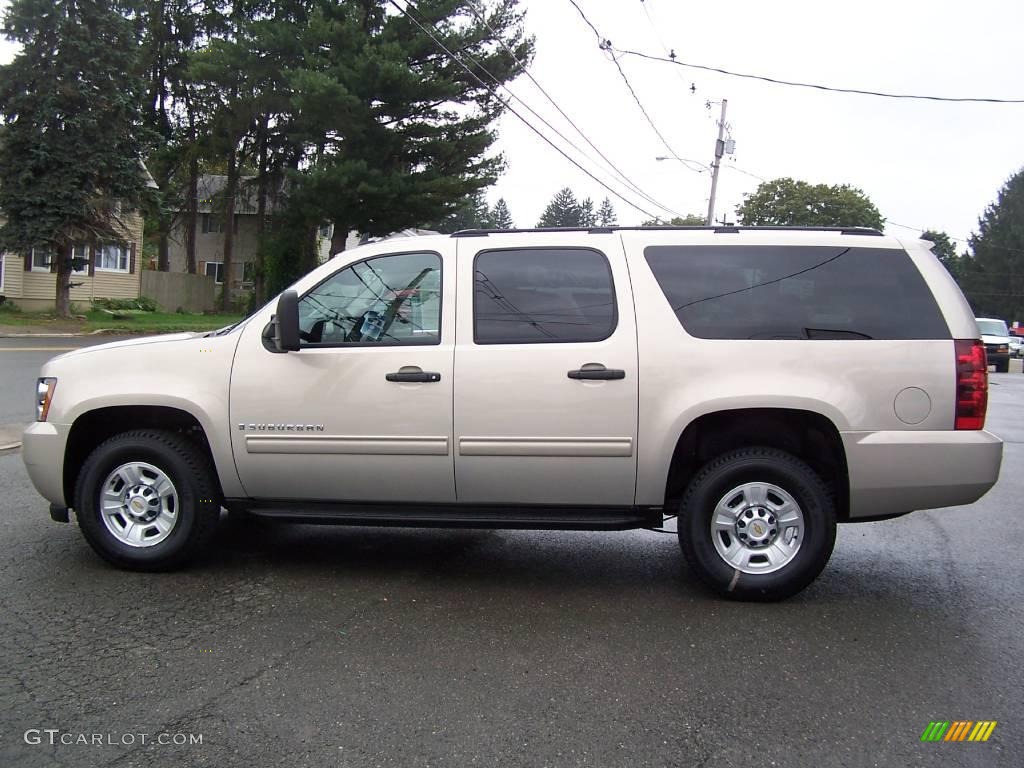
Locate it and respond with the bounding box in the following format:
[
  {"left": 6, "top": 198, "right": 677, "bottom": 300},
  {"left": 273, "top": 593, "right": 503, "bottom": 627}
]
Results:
[{"left": 921, "top": 721, "right": 997, "bottom": 742}]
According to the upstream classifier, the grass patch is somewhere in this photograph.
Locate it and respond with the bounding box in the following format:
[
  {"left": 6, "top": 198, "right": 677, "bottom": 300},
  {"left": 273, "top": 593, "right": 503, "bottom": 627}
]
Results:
[
  {"left": 82, "top": 310, "right": 243, "bottom": 333},
  {"left": 0, "top": 303, "right": 243, "bottom": 334}
]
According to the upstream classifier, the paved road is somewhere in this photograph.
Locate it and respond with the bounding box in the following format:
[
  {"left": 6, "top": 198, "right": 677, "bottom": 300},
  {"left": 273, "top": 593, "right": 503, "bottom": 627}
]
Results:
[
  {"left": 0, "top": 341, "right": 1021, "bottom": 766},
  {"left": 0, "top": 336, "right": 133, "bottom": 425}
]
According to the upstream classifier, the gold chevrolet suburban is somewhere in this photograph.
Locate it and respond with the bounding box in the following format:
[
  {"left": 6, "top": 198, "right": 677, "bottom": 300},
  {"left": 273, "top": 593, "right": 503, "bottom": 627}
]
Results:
[{"left": 22, "top": 226, "right": 1003, "bottom": 600}]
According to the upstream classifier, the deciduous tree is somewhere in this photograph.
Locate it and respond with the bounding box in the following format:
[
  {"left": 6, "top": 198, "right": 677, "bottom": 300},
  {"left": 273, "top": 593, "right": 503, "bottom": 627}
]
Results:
[{"left": 737, "top": 177, "right": 884, "bottom": 230}]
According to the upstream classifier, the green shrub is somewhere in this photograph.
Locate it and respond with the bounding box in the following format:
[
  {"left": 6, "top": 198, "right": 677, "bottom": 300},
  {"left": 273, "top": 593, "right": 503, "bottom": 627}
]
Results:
[{"left": 92, "top": 296, "right": 158, "bottom": 313}]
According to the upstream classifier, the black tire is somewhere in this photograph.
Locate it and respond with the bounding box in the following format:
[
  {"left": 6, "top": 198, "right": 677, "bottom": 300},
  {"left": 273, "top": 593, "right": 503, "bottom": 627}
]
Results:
[
  {"left": 74, "top": 430, "right": 221, "bottom": 571},
  {"left": 995, "top": 359, "right": 1009, "bottom": 373},
  {"left": 678, "top": 447, "right": 836, "bottom": 601}
]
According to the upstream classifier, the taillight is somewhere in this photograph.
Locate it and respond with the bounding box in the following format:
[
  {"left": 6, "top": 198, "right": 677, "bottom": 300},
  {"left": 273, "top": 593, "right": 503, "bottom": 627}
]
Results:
[{"left": 954, "top": 339, "right": 987, "bottom": 430}]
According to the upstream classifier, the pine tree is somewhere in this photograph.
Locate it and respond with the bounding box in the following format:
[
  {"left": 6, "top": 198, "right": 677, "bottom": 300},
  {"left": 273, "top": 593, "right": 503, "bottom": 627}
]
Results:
[
  {"left": 579, "top": 198, "right": 596, "bottom": 227},
  {"left": 491, "top": 198, "right": 514, "bottom": 229},
  {"left": 597, "top": 197, "right": 617, "bottom": 226},
  {"left": 0, "top": 0, "right": 151, "bottom": 317},
  {"left": 537, "top": 188, "right": 581, "bottom": 228},
  {"left": 283, "top": 0, "right": 533, "bottom": 258},
  {"left": 961, "top": 168, "right": 1024, "bottom": 321}
]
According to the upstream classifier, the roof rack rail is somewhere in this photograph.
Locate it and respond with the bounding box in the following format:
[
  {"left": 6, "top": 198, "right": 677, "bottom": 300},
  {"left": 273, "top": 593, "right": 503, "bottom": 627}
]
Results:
[{"left": 451, "top": 226, "right": 884, "bottom": 237}]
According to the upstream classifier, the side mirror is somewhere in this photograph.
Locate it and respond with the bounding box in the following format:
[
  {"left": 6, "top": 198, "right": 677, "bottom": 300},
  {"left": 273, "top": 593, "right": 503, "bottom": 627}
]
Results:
[{"left": 274, "top": 289, "right": 301, "bottom": 352}]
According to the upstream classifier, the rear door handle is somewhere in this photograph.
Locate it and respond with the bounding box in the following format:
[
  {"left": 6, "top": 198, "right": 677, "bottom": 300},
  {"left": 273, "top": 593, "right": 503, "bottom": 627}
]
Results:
[
  {"left": 567, "top": 364, "right": 626, "bottom": 381},
  {"left": 386, "top": 367, "right": 441, "bottom": 383}
]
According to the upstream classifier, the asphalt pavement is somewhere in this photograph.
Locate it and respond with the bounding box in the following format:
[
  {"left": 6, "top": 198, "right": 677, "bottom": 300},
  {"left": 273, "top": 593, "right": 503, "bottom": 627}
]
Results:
[
  {"left": 0, "top": 339, "right": 1022, "bottom": 767},
  {"left": 0, "top": 336, "right": 133, "bottom": 426}
]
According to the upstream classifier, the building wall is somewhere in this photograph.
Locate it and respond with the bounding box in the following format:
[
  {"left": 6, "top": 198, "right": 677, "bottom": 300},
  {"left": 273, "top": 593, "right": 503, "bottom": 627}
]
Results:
[{"left": 0, "top": 212, "right": 144, "bottom": 312}]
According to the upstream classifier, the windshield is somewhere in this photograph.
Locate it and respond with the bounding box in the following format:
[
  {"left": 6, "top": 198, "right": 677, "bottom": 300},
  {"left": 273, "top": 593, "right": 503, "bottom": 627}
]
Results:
[{"left": 977, "top": 319, "right": 1009, "bottom": 336}]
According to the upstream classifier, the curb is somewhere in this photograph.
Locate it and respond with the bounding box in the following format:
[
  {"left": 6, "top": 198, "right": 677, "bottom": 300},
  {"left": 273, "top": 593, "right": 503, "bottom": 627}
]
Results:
[{"left": 0, "top": 442, "right": 21, "bottom": 452}]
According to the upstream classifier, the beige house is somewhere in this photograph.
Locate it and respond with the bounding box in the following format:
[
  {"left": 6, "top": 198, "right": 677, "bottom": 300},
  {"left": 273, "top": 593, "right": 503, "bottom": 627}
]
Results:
[
  {"left": 166, "top": 175, "right": 354, "bottom": 298},
  {"left": 0, "top": 212, "right": 145, "bottom": 312}
]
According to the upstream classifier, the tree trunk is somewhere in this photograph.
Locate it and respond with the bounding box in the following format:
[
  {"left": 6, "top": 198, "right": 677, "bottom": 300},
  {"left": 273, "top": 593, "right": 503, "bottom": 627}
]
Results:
[
  {"left": 54, "top": 242, "right": 72, "bottom": 319},
  {"left": 184, "top": 154, "right": 199, "bottom": 274},
  {"left": 303, "top": 225, "right": 320, "bottom": 275},
  {"left": 254, "top": 116, "right": 269, "bottom": 305},
  {"left": 157, "top": 233, "right": 170, "bottom": 272},
  {"left": 330, "top": 223, "right": 348, "bottom": 256},
  {"left": 220, "top": 148, "right": 238, "bottom": 313}
]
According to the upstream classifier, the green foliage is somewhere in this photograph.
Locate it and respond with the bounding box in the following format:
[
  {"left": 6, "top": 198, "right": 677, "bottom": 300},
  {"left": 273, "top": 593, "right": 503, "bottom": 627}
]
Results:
[
  {"left": 0, "top": 0, "right": 152, "bottom": 315},
  {"left": 490, "top": 198, "right": 514, "bottom": 229},
  {"left": 736, "top": 178, "right": 884, "bottom": 229},
  {"left": 959, "top": 168, "right": 1024, "bottom": 322},
  {"left": 425, "top": 191, "right": 493, "bottom": 233},
  {"left": 537, "top": 188, "right": 582, "bottom": 227},
  {"left": 642, "top": 214, "right": 706, "bottom": 226},
  {"left": 921, "top": 230, "right": 962, "bottom": 279},
  {"left": 579, "top": 198, "right": 596, "bottom": 227},
  {"left": 92, "top": 296, "right": 160, "bottom": 313},
  {"left": 597, "top": 197, "right": 617, "bottom": 226}
]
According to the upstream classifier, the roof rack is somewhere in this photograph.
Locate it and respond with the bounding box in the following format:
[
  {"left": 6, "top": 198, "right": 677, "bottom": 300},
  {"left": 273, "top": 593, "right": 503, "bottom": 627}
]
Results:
[{"left": 451, "top": 226, "right": 884, "bottom": 237}]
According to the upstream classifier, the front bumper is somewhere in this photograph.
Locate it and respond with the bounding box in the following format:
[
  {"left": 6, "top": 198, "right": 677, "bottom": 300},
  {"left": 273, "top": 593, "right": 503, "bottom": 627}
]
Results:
[
  {"left": 842, "top": 429, "right": 1003, "bottom": 519},
  {"left": 22, "top": 421, "right": 71, "bottom": 508}
]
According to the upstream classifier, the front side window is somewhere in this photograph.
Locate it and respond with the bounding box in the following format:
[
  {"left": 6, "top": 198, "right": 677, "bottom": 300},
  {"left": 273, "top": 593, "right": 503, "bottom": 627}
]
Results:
[
  {"left": 644, "top": 245, "right": 950, "bottom": 340},
  {"left": 473, "top": 248, "right": 617, "bottom": 344},
  {"left": 297, "top": 251, "right": 441, "bottom": 346},
  {"left": 97, "top": 244, "right": 129, "bottom": 272}
]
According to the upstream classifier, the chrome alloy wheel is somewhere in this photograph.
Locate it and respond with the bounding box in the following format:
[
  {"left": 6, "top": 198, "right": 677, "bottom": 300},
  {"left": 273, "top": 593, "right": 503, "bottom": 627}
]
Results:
[
  {"left": 100, "top": 462, "right": 179, "bottom": 548},
  {"left": 711, "top": 482, "right": 805, "bottom": 574}
]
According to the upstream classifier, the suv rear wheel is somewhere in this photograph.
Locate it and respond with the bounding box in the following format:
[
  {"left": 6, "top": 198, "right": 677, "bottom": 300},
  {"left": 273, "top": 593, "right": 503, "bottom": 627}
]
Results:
[
  {"left": 678, "top": 447, "right": 836, "bottom": 601},
  {"left": 74, "top": 430, "right": 220, "bottom": 571}
]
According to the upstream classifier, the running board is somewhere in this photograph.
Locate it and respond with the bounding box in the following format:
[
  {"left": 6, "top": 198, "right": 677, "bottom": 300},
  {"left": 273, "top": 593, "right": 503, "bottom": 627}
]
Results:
[{"left": 231, "top": 500, "right": 660, "bottom": 531}]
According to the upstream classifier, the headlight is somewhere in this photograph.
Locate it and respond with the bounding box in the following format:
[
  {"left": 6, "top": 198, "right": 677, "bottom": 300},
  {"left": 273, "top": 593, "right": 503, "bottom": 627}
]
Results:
[
  {"left": 36, "top": 378, "right": 57, "bottom": 422},
  {"left": 997, "top": 345, "right": 1008, "bottom": 353}
]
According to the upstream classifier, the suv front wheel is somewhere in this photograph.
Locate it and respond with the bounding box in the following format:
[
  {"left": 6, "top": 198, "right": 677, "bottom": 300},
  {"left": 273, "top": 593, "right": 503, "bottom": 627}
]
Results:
[
  {"left": 74, "top": 430, "right": 220, "bottom": 571},
  {"left": 678, "top": 447, "right": 836, "bottom": 601}
]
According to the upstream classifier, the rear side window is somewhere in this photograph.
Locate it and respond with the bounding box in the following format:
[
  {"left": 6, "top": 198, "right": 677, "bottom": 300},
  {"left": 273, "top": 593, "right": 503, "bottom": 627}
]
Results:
[
  {"left": 644, "top": 245, "right": 949, "bottom": 340},
  {"left": 474, "top": 248, "right": 617, "bottom": 344}
]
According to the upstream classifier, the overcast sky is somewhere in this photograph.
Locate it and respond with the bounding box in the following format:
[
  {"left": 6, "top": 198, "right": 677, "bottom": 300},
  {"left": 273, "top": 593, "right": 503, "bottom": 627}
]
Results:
[
  {"left": 1, "top": 0, "right": 1022, "bottom": 249},
  {"left": 486, "top": 0, "right": 1024, "bottom": 247}
]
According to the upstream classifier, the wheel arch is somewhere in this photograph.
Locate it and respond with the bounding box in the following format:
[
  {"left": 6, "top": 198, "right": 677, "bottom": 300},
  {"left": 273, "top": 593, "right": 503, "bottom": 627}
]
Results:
[
  {"left": 63, "top": 405, "right": 228, "bottom": 509},
  {"left": 660, "top": 407, "right": 850, "bottom": 520}
]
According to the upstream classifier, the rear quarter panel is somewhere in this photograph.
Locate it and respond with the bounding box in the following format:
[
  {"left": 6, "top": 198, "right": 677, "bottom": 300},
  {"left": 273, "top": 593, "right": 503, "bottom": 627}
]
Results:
[{"left": 622, "top": 230, "right": 957, "bottom": 505}]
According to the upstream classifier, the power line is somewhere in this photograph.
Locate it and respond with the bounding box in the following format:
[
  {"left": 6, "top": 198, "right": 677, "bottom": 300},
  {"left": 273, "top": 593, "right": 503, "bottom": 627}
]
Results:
[
  {"left": 566, "top": 0, "right": 707, "bottom": 175},
  {"left": 616, "top": 48, "right": 1024, "bottom": 105},
  {"left": 465, "top": 0, "right": 684, "bottom": 218},
  {"left": 389, "top": 0, "right": 661, "bottom": 220}
]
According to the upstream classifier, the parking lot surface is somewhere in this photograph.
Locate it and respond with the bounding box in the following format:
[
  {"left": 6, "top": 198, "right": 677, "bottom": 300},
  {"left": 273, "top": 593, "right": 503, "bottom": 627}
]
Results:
[{"left": 0, "top": 340, "right": 1021, "bottom": 766}]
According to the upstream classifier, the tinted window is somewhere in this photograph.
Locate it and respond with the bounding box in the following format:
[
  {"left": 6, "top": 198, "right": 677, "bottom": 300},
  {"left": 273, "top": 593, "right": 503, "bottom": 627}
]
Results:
[
  {"left": 644, "top": 246, "right": 949, "bottom": 340},
  {"left": 474, "top": 248, "right": 617, "bottom": 344},
  {"left": 298, "top": 251, "right": 441, "bottom": 346}
]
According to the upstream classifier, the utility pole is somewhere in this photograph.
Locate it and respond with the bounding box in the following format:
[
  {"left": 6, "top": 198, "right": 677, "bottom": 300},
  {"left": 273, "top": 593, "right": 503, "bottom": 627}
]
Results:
[{"left": 706, "top": 98, "right": 728, "bottom": 225}]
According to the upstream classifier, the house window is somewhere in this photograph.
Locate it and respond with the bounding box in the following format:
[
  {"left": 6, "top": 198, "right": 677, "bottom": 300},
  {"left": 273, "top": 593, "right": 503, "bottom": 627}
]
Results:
[
  {"left": 97, "top": 244, "right": 129, "bottom": 272},
  {"left": 31, "top": 248, "right": 53, "bottom": 272},
  {"left": 202, "top": 213, "right": 238, "bottom": 234},
  {"left": 205, "top": 261, "right": 224, "bottom": 284},
  {"left": 71, "top": 244, "right": 89, "bottom": 275},
  {"left": 31, "top": 245, "right": 91, "bottom": 273}
]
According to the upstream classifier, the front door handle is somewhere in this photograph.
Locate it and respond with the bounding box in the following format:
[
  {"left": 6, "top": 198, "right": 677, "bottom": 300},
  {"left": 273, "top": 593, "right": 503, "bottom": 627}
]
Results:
[
  {"left": 567, "top": 364, "right": 626, "bottom": 381},
  {"left": 386, "top": 366, "right": 441, "bottom": 383}
]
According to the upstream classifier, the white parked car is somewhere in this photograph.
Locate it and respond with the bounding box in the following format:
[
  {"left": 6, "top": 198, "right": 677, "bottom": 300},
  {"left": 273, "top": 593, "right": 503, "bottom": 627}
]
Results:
[
  {"left": 23, "top": 226, "right": 1003, "bottom": 600},
  {"left": 976, "top": 317, "right": 1011, "bottom": 372}
]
